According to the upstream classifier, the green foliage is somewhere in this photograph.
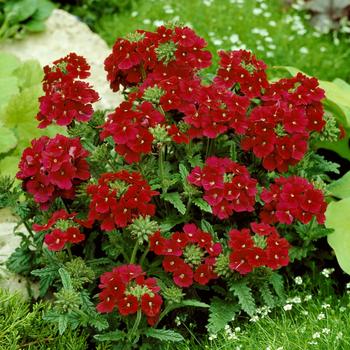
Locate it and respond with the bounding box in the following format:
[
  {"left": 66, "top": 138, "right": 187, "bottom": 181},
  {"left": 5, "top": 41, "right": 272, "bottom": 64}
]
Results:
[
  {"left": 229, "top": 281, "right": 256, "bottom": 316},
  {"left": 0, "top": 53, "right": 61, "bottom": 178},
  {"left": 144, "top": 328, "right": 184, "bottom": 343},
  {"left": 207, "top": 297, "right": 239, "bottom": 334},
  {"left": 161, "top": 192, "right": 186, "bottom": 215},
  {"left": 0, "top": 0, "right": 54, "bottom": 41},
  {"left": 328, "top": 171, "right": 350, "bottom": 199}
]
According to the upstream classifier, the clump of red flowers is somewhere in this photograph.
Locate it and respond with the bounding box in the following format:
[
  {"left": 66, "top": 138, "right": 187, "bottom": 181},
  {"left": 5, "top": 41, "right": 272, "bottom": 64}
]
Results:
[
  {"left": 36, "top": 53, "right": 99, "bottom": 128},
  {"left": 33, "top": 209, "right": 85, "bottom": 251},
  {"left": 97, "top": 264, "right": 163, "bottom": 326},
  {"left": 86, "top": 171, "right": 158, "bottom": 231},
  {"left": 16, "top": 134, "right": 90, "bottom": 209},
  {"left": 150, "top": 224, "right": 222, "bottom": 287},
  {"left": 228, "top": 222, "right": 290, "bottom": 275},
  {"left": 260, "top": 176, "right": 327, "bottom": 225},
  {"left": 188, "top": 157, "right": 257, "bottom": 219}
]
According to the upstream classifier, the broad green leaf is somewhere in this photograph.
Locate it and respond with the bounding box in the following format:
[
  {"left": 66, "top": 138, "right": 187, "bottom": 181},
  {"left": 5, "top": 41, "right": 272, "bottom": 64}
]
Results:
[
  {"left": 0, "top": 126, "right": 17, "bottom": 154},
  {"left": 13, "top": 60, "right": 43, "bottom": 89},
  {"left": 144, "top": 328, "right": 184, "bottom": 342},
  {"left": 0, "top": 156, "right": 20, "bottom": 178},
  {"left": 0, "top": 52, "right": 21, "bottom": 77},
  {"left": 4, "top": 0, "right": 38, "bottom": 23},
  {"left": 31, "top": 0, "right": 55, "bottom": 21},
  {"left": 326, "top": 198, "right": 350, "bottom": 274},
  {"left": 25, "top": 20, "right": 46, "bottom": 32},
  {"left": 0, "top": 77, "right": 19, "bottom": 109},
  {"left": 328, "top": 171, "right": 350, "bottom": 199},
  {"left": 318, "top": 136, "right": 350, "bottom": 162}
]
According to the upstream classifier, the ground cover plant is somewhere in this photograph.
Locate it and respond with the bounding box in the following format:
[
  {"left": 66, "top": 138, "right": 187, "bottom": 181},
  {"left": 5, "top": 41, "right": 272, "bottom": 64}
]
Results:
[
  {"left": 93, "top": 0, "right": 350, "bottom": 82},
  {"left": 1, "top": 24, "right": 345, "bottom": 349}
]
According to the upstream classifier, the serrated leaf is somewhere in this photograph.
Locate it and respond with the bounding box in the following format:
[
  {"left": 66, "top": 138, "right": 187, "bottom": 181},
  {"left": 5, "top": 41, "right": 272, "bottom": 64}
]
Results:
[
  {"left": 200, "top": 219, "right": 215, "bottom": 235},
  {"left": 58, "top": 315, "right": 68, "bottom": 335},
  {"left": 193, "top": 198, "right": 212, "bottom": 213},
  {"left": 179, "top": 163, "right": 189, "bottom": 183},
  {"left": 59, "top": 268, "right": 73, "bottom": 290},
  {"left": 161, "top": 192, "right": 186, "bottom": 215},
  {"left": 94, "top": 330, "right": 125, "bottom": 342},
  {"left": 269, "top": 272, "right": 285, "bottom": 301},
  {"left": 207, "top": 298, "right": 239, "bottom": 334},
  {"left": 260, "top": 283, "right": 275, "bottom": 308},
  {"left": 230, "top": 281, "right": 256, "bottom": 316},
  {"left": 13, "top": 59, "right": 43, "bottom": 89},
  {"left": 0, "top": 77, "right": 19, "bottom": 108},
  {"left": 32, "top": 266, "right": 59, "bottom": 296},
  {"left": 188, "top": 154, "right": 203, "bottom": 167},
  {"left": 144, "top": 328, "right": 184, "bottom": 342},
  {"left": 180, "top": 299, "right": 210, "bottom": 308}
]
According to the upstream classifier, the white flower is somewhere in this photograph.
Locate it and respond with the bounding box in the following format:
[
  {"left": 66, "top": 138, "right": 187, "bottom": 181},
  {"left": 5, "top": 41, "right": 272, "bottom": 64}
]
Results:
[
  {"left": 131, "top": 11, "right": 138, "bottom": 17},
  {"left": 266, "top": 51, "right": 274, "bottom": 58},
  {"left": 304, "top": 295, "right": 312, "bottom": 301},
  {"left": 276, "top": 347, "right": 284, "bottom": 350},
  {"left": 250, "top": 315, "right": 259, "bottom": 322},
  {"left": 163, "top": 5, "right": 174, "bottom": 14},
  {"left": 264, "top": 12, "right": 271, "bottom": 18},
  {"left": 291, "top": 297, "right": 302, "bottom": 304},
  {"left": 294, "top": 276, "right": 303, "bottom": 285},
  {"left": 340, "top": 306, "right": 346, "bottom": 312},
  {"left": 203, "top": 0, "right": 213, "bottom": 7},
  {"left": 230, "top": 34, "right": 240, "bottom": 44},
  {"left": 268, "top": 20, "right": 277, "bottom": 27},
  {"left": 317, "top": 313, "right": 325, "bottom": 320},
  {"left": 253, "top": 8, "right": 263, "bottom": 15},
  {"left": 153, "top": 20, "right": 164, "bottom": 26},
  {"left": 143, "top": 19, "right": 151, "bottom": 24},
  {"left": 322, "top": 328, "right": 330, "bottom": 335},
  {"left": 321, "top": 268, "right": 335, "bottom": 278},
  {"left": 346, "top": 282, "right": 350, "bottom": 289},
  {"left": 336, "top": 331, "right": 343, "bottom": 340},
  {"left": 257, "top": 45, "right": 265, "bottom": 51},
  {"left": 299, "top": 47, "right": 309, "bottom": 54},
  {"left": 320, "top": 47, "right": 326, "bottom": 52},
  {"left": 312, "top": 332, "right": 321, "bottom": 339},
  {"left": 208, "top": 334, "right": 217, "bottom": 341},
  {"left": 212, "top": 39, "right": 223, "bottom": 46},
  {"left": 302, "top": 310, "right": 309, "bottom": 316},
  {"left": 308, "top": 341, "right": 318, "bottom": 345},
  {"left": 321, "top": 303, "right": 330, "bottom": 309},
  {"left": 283, "top": 304, "right": 293, "bottom": 311},
  {"left": 235, "top": 327, "right": 241, "bottom": 332}
]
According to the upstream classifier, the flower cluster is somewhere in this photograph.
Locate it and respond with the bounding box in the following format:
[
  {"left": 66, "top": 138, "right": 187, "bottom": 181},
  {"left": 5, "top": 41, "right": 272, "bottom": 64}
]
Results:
[
  {"left": 16, "top": 134, "right": 90, "bottom": 208},
  {"left": 260, "top": 176, "right": 327, "bottom": 224},
  {"left": 150, "top": 224, "right": 222, "bottom": 287},
  {"left": 33, "top": 209, "right": 84, "bottom": 251},
  {"left": 104, "top": 26, "right": 211, "bottom": 92},
  {"left": 188, "top": 157, "right": 257, "bottom": 219},
  {"left": 86, "top": 171, "right": 158, "bottom": 231},
  {"left": 36, "top": 53, "right": 99, "bottom": 128},
  {"left": 100, "top": 101, "right": 164, "bottom": 163},
  {"left": 241, "top": 73, "right": 325, "bottom": 172},
  {"left": 228, "top": 222, "right": 290, "bottom": 275},
  {"left": 97, "top": 264, "right": 163, "bottom": 326}
]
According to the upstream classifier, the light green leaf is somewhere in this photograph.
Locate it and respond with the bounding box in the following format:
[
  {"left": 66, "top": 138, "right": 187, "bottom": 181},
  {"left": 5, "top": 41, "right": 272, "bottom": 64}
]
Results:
[
  {"left": 161, "top": 192, "right": 186, "bottom": 215},
  {"left": 180, "top": 299, "right": 209, "bottom": 308},
  {"left": 326, "top": 198, "right": 350, "bottom": 274},
  {"left": 193, "top": 198, "right": 212, "bottom": 213},
  {"left": 0, "top": 156, "right": 20, "bottom": 178},
  {"left": 318, "top": 136, "right": 350, "bottom": 162},
  {"left": 0, "top": 52, "right": 21, "bottom": 77},
  {"left": 328, "top": 171, "right": 350, "bottom": 199},
  {"left": 94, "top": 330, "right": 125, "bottom": 342},
  {"left": 144, "top": 328, "right": 184, "bottom": 342},
  {"left": 229, "top": 281, "right": 256, "bottom": 316},
  {"left": 0, "top": 77, "right": 19, "bottom": 109},
  {"left": 13, "top": 60, "right": 43, "bottom": 89},
  {"left": 58, "top": 268, "right": 73, "bottom": 290},
  {"left": 0, "top": 127, "right": 17, "bottom": 154},
  {"left": 5, "top": 0, "right": 38, "bottom": 23}
]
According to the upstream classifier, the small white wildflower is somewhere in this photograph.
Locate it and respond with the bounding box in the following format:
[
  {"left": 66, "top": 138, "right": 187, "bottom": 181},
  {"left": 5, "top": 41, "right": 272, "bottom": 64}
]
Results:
[
  {"left": 208, "top": 334, "right": 217, "bottom": 341},
  {"left": 143, "top": 19, "right": 151, "bottom": 24},
  {"left": 304, "top": 295, "right": 312, "bottom": 301},
  {"left": 264, "top": 12, "right": 271, "bottom": 18},
  {"left": 336, "top": 331, "right": 343, "bottom": 340},
  {"left": 250, "top": 315, "right": 259, "bottom": 322},
  {"left": 268, "top": 20, "right": 277, "bottom": 27},
  {"left": 321, "top": 303, "right": 330, "bottom": 309},
  {"left": 313, "top": 332, "right": 321, "bottom": 339},
  {"left": 153, "top": 20, "right": 165, "bottom": 27},
  {"left": 276, "top": 347, "right": 284, "bottom": 350},
  {"left": 253, "top": 8, "right": 263, "bottom": 15},
  {"left": 257, "top": 45, "right": 265, "bottom": 51},
  {"left": 175, "top": 316, "right": 181, "bottom": 326},
  {"left": 163, "top": 5, "right": 174, "bottom": 14},
  {"left": 320, "top": 46, "right": 327, "bottom": 52},
  {"left": 227, "top": 333, "right": 239, "bottom": 340},
  {"left": 346, "top": 282, "right": 350, "bottom": 289},
  {"left": 322, "top": 328, "right": 330, "bottom": 335},
  {"left": 203, "top": 0, "right": 213, "bottom": 7},
  {"left": 321, "top": 268, "right": 335, "bottom": 278},
  {"left": 235, "top": 327, "right": 241, "bottom": 332},
  {"left": 264, "top": 37, "right": 273, "bottom": 43},
  {"left": 308, "top": 341, "right": 318, "bottom": 345},
  {"left": 230, "top": 34, "right": 240, "bottom": 44},
  {"left": 266, "top": 347, "right": 272, "bottom": 350},
  {"left": 340, "top": 306, "right": 346, "bottom": 312},
  {"left": 208, "top": 31, "right": 215, "bottom": 37},
  {"left": 212, "top": 39, "right": 223, "bottom": 46},
  {"left": 266, "top": 51, "right": 274, "bottom": 58},
  {"left": 224, "top": 324, "right": 231, "bottom": 330},
  {"left": 131, "top": 11, "right": 138, "bottom": 17},
  {"left": 260, "top": 3, "right": 268, "bottom": 10},
  {"left": 299, "top": 47, "right": 309, "bottom": 54},
  {"left": 291, "top": 296, "right": 302, "bottom": 304},
  {"left": 172, "top": 15, "right": 180, "bottom": 22},
  {"left": 302, "top": 310, "right": 309, "bottom": 316},
  {"left": 294, "top": 276, "right": 303, "bottom": 285},
  {"left": 317, "top": 313, "right": 325, "bottom": 320},
  {"left": 283, "top": 304, "right": 293, "bottom": 311}
]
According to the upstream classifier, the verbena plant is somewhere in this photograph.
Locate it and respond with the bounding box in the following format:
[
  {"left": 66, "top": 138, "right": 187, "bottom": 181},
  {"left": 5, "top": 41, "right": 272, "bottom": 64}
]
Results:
[{"left": 2, "top": 24, "right": 342, "bottom": 348}]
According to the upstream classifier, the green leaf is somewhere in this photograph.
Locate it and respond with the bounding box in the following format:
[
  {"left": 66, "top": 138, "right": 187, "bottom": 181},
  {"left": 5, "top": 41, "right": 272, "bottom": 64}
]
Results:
[
  {"left": 24, "top": 20, "right": 46, "bottom": 32},
  {"left": 161, "top": 192, "right": 186, "bottom": 215},
  {"left": 229, "top": 281, "right": 256, "bottom": 316},
  {"left": 326, "top": 198, "right": 350, "bottom": 274},
  {"left": 0, "top": 52, "right": 21, "bottom": 77},
  {"left": 4, "top": 0, "right": 38, "bottom": 23},
  {"left": 0, "top": 156, "right": 21, "bottom": 178},
  {"left": 59, "top": 268, "right": 73, "bottom": 290},
  {"left": 159, "top": 215, "right": 187, "bottom": 232},
  {"left": 0, "top": 77, "right": 19, "bottom": 109},
  {"left": 260, "top": 283, "right": 275, "bottom": 308},
  {"left": 269, "top": 272, "right": 285, "bottom": 301},
  {"left": 207, "top": 298, "right": 239, "bottom": 334},
  {"left": 179, "top": 163, "right": 189, "bottom": 184},
  {"left": 0, "top": 126, "right": 17, "bottom": 154},
  {"left": 13, "top": 60, "right": 43, "bottom": 89},
  {"left": 94, "top": 330, "right": 125, "bottom": 342},
  {"left": 328, "top": 171, "right": 350, "bottom": 199},
  {"left": 193, "top": 198, "right": 212, "bottom": 213},
  {"left": 32, "top": 266, "right": 59, "bottom": 296},
  {"left": 58, "top": 315, "right": 68, "bottom": 335},
  {"left": 144, "top": 328, "right": 184, "bottom": 343},
  {"left": 180, "top": 299, "right": 210, "bottom": 308},
  {"left": 200, "top": 219, "right": 215, "bottom": 235}
]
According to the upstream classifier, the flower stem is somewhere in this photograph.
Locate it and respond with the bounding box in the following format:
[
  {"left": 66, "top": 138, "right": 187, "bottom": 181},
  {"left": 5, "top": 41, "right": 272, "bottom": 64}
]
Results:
[
  {"left": 139, "top": 246, "right": 149, "bottom": 267},
  {"left": 22, "top": 220, "right": 35, "bottom": 240},
  {"left": 129, "top": 309, "right": 142, "bottom": 343},
  {"left": 66, "top": 246, "right": 73, "bottom": 260},
  {"left": 159, "top": 145, "right": 165, "bottom": 192},
  {"left": 130, "top": 241, "right": 139, "bottom": 264}
]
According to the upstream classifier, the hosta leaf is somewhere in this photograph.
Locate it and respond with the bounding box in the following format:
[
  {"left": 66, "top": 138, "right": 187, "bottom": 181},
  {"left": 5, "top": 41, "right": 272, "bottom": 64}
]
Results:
[
  {"left": 328, "top": 171, "right": 350, "bottom": 199},
  {"left": 0, "top": 52, "right": 21, "bottom": 77},
  {"left": 144, "top": 328, "right": 184, "bottom": 342},
  {"left": 326, "top": 198, "right": 350, "bottom": 274}
]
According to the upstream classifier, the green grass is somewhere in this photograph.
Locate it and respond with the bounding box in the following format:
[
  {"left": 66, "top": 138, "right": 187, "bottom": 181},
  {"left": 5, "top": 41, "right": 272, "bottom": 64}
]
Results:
[{"left": 94, "top": 0, "right": 350, "bottom": 82}]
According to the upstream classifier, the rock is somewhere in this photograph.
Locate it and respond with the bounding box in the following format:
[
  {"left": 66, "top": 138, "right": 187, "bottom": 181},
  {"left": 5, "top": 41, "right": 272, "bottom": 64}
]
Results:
[{"left": 0, "top": 9, "right": 121, "bottom": 111}]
